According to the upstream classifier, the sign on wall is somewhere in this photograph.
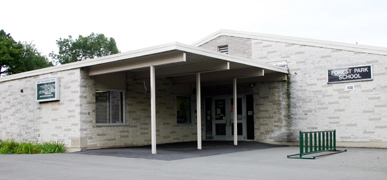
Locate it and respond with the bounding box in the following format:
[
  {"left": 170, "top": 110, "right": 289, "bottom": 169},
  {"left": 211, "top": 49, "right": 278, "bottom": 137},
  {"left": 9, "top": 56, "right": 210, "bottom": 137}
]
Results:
[
  {"left": 327, "top": 65, "right": 373, "bottom": 84},
  {"left": 36, "top": 77, "right": 60, "bottom": 102}
]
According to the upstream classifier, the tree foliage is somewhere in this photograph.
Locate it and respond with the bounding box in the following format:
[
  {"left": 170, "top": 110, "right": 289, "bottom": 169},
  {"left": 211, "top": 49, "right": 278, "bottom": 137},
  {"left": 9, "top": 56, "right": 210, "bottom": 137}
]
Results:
[
  {"left": 21, "top": 43, "right": 52, "bottom": 71},
  {"left": 49, "top": 33, "right": 119, "bottom": 65},
  {"left": 0, "top": 29, "right": 25, "bottom": 76},
  {"left": 0, "top": 29, "right": 52, "bottom": 76}
]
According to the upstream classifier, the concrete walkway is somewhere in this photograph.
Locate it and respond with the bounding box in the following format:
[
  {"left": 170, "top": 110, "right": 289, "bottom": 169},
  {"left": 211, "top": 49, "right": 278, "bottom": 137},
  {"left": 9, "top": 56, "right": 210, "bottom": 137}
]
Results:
[{"left": 0, "top": 143, "right": 386, "bottom": 180}]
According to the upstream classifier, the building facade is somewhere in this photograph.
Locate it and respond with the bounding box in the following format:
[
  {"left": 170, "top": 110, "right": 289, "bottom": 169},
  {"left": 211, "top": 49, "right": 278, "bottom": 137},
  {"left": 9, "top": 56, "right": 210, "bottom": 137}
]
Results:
[
  {"left": 195, "top": 30, "right": 387, "bottom": 148},
  {"left": 0, "top": 30, "right": 386, "bottom": 152}
]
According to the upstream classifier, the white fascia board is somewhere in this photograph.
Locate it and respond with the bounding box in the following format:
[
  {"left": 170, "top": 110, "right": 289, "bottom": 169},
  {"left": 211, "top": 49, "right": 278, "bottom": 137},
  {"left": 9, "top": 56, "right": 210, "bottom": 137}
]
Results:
[
  {"left": 0, "top": 42, "right": 287, "bottom": 83},
  {"left": 174, "top": 43, "right": 288, "bottom": 74},
  {"left": 77, "top": 42, "right": 181, "bottom": 67},
  {"left": 0, "top": 42, "right": 181, "bottom": 82},
  {"left": 193, "top": 29, "right": 387, "bottom": 56},
  {"left": 192, "top": 29, "right": 225, "bottom": 46}
]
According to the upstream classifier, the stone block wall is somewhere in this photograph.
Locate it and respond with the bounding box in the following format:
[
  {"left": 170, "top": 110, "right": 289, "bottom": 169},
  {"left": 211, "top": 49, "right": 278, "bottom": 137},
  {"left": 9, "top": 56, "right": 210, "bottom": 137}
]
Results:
[
  {"left": 199, "top": 35, "right": 252, "bottom": 59},
  {"left": 252, "top": 39, "right": 387, "bottom": 147},
  {"left": 199, "top": 34, "right": 387, "bottom": 148},
  {"left": 0, "top": 69, "right": 82, "bottom": 150},
  {"left": 253, "top": 81, "right": 291, "bottom": 142},
  {"left": 126, "top": 77, "right": 198, "bottom": 146},
  {"left": 79, "top": 70, "right": 198, "bottom": 150}
]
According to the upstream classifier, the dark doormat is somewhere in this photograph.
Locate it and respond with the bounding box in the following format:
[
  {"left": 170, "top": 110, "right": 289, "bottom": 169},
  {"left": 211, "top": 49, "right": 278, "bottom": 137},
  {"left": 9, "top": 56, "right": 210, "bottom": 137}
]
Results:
[{"left": 74, "top": 141, "right": 287, "bottom": 161}]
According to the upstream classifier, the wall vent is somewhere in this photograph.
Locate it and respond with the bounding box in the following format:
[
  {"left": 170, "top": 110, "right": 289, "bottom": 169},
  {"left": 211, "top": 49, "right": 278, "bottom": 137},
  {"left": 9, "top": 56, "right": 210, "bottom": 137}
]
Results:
[
  {"left": 346, "top": 85, "right": 354, "bottom": 91},
  {"left": 218, "top": 45, "right": 228, "bottom": 54}
]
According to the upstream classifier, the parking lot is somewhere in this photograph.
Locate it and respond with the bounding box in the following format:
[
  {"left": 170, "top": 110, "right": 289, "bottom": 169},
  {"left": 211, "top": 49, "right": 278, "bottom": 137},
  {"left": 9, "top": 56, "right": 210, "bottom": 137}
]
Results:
[{"left": 0, "top": 142, "right": 386, "bottom": 180}]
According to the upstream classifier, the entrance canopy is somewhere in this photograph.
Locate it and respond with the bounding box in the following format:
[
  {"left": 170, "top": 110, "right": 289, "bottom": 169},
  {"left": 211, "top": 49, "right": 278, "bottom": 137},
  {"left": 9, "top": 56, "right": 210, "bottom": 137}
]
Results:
[
  {"left": 0, "top": 42, "right": 287, "bottom": 83},
  {"left": 85, "top": 42, "right": 288, "bottom": 154},
  {"left": 85, "top": 42, "right": 288, "bottom": 83},
  {"left": 84, "top": 42, "right": 288, "bottom": 154}
]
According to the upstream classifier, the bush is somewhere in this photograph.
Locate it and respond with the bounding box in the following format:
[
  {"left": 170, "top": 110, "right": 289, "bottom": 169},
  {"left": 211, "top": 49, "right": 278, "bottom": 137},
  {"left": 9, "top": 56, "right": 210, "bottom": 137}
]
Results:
[
  {"left": 0, "top": 140, "right": 19, "bottom": 154},
  {"left": 40, "top": 141, "right": 66, "bottom": 154},
  {"left": 15, "top": 142, "right": 40, "bottom": 154},
  {"left": 0, "top": 140, "right": 66, "bottom": 154}
]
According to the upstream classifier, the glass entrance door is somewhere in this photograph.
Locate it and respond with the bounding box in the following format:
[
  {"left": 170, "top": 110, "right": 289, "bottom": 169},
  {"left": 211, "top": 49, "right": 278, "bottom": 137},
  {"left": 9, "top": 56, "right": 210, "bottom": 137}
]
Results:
[{"left": 211, "top": 96, "right": 246, "bottom": 140}]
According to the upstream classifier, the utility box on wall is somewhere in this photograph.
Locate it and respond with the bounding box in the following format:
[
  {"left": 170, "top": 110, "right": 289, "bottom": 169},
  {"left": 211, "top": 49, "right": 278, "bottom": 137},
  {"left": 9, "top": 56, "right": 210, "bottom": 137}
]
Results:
[{"left": 36, "top": 77, "right": 60, "bottom": 102}]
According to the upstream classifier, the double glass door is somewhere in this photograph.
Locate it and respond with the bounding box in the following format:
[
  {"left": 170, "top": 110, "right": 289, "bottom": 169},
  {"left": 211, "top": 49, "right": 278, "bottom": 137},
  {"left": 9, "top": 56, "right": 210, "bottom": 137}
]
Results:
[{"left": 206, "top": 96, "right": 246, "bottom": 140}]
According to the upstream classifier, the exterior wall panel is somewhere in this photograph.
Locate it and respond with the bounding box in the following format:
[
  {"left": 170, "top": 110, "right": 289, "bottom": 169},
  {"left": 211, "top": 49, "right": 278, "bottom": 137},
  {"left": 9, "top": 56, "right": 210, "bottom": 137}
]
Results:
[
  {"left": 0, "top": 69, "right": 82, "bottom": 151},
  {"left": 200, "top": 35, "right": 387, "bottom": 148},
  {"left": 252, "top": 39, "right": 387, "bottom": 147},
  {"left": 79, "top": 71, "right": 198, "bottom": 150},
  {"left": 199, "top": 35, "right": 252, "bottom": 59}
]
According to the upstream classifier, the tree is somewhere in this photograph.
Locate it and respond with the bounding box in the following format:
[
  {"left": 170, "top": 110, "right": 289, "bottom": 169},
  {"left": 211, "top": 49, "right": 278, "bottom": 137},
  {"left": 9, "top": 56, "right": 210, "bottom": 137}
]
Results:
[
  {"left": 0, "top": 30, "right": 52, "bottom": 76},
  {"left": 0, "top": 29, "right": 25, "bottom": 76},
  {"left": 21, "top": 42, "right": 52, "bottom": 71},
  {"left": 49, "top": 33, "right": 119, "bottom": 65}
]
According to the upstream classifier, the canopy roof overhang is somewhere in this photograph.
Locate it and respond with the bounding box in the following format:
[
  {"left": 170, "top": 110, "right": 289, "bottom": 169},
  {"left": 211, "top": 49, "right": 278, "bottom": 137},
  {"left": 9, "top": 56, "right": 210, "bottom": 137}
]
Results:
[
  {"left": 86, "top": 42, "right": 288, "bottom": 83},
  {"left": 0, "top": 42, "right": 287, "bottom": 83}
]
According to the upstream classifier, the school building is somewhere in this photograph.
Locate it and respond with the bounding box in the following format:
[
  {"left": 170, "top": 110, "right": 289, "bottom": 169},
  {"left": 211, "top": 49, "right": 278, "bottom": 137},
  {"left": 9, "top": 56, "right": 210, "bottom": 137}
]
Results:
[{"left": 0, "top": 30, "right": 386, "bottom": 153}]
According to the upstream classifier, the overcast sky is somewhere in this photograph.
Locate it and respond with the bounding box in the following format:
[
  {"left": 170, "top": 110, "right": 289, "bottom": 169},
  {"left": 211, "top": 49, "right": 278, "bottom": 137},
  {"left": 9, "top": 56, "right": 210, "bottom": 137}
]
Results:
[{"left": 2, "top": 0, "right": 387, "bottom": 57}]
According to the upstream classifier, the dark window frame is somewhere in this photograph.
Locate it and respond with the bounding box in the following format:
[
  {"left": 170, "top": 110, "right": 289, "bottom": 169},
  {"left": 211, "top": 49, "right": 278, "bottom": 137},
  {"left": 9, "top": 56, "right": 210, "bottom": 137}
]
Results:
[{"left": 95, "top": 89, "right": 126, "bottom": 125}]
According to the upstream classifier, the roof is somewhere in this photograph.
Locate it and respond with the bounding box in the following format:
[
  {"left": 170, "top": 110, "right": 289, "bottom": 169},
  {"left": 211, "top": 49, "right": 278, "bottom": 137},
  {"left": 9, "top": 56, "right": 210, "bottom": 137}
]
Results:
[
  {"left": 192, "top": 29, "right": 387, "bottom": 56},
  {"left": 0, "top": 42, "right": 287, "bottom": 83}
]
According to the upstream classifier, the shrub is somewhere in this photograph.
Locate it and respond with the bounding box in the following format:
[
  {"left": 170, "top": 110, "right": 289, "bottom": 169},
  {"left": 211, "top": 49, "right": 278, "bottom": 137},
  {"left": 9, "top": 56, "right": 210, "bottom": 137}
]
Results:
[
  {"left": 0, "top": 140, "right": 19, "bottom": 154},
  {"left": 40, "top": 141, "right": 66, "bottom": 154},
  {"left": 0, "top": 140, "right": 66, "bottom": 154},
  {"left": 15, "top": 142, "right": 40, "bottom": 154}
]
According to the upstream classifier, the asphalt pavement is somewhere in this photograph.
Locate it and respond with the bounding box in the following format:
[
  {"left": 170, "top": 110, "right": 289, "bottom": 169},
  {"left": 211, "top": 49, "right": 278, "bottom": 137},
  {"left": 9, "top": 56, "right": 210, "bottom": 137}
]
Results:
[{"left": 0, "top": 141, "right": 386, "bottom": 180}]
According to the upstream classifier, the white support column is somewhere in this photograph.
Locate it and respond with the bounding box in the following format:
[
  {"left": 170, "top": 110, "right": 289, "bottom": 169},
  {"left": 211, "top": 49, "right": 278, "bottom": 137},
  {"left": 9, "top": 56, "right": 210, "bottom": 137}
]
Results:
[
  {"left": 196, "top": 73, "right": 202, "bottom": 150},
  {"left": 150, "top": 65, "right": 157, "bottom": 154},
  {"left": 233, "top": 78, "right": 238, "bottom": 146}
]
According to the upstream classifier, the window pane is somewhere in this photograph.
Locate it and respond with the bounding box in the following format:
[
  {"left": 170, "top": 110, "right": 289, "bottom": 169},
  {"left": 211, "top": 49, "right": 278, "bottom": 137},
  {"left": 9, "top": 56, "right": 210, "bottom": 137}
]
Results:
[
  {"left": 231, "top": 123, "right": 243, "bottom": 135},
  {"left": 111, "top": 91, "right": 124, "bottom": 123},
  {"left": 231, "top": 98, "right": 243, "bottom": 120},
  {"left": 96, "top": 91, "right": 109, "bottom": 123},
  {"left": 216, "top": 123, "right": 226, "bottom": 135},
  {"left": 176, "top": 96, "right": 191, "bottom": 124},
  {"left": 215, "top": 99, "right": 225, "bottom": 120},
  {"left": 205, "top": 98, "right": 213, "bottom": 139},
  {"left": 96, "top": 90, "right": 125, "bottom": 124}
]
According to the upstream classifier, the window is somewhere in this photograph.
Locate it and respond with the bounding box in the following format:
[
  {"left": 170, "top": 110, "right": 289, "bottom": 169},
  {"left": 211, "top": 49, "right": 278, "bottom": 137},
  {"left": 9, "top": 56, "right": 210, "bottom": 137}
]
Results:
[
  {"left": 218, "top": 45, "right": 228, "bottom": 54},
  {"left": 95, "top": 89, "right": 125, "bottom": 124},
  {"left": 176, "top": 96, "right": 191, "bottom": 124}
]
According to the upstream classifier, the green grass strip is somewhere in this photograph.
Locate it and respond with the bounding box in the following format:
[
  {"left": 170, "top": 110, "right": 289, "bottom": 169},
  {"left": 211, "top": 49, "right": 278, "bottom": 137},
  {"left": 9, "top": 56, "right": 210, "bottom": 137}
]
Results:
[{"left": 0, "top": 140, "right": 66, "bottom": 154}]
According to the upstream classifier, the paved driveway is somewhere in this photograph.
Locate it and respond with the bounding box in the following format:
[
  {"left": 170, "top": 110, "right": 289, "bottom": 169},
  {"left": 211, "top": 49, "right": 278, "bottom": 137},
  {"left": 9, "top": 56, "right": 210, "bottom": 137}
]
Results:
[{"left": 0, "top": 142, "right": 386, "bottom": 180}]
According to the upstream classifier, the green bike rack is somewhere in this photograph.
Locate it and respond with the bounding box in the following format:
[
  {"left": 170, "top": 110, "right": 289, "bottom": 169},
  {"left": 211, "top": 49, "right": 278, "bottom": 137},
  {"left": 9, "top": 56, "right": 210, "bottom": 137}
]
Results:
[{"left": 287, "top": 130, "right": 347, "bottom": 159}]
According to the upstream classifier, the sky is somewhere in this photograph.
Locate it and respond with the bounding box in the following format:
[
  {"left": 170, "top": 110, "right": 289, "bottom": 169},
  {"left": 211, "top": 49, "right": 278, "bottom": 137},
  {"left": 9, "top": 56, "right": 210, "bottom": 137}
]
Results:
[{"left": 1, "top": 0, "right": 387, "bottom": 58}]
